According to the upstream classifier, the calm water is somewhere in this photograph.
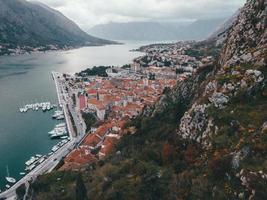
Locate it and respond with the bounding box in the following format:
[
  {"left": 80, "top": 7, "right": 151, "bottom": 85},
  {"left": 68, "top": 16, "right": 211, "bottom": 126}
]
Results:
[{"left": 0, "top": 42, "right": 146, "bottom": 190}]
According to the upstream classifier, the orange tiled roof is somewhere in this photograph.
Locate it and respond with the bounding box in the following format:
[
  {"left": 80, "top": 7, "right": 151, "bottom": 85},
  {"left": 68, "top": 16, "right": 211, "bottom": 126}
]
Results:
[{"left": 83, "top": 134, "right": 101, "bottom": 146}]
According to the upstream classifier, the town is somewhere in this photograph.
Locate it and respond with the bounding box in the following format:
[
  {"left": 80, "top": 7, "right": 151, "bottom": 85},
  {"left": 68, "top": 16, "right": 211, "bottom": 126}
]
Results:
[{"left": 59, "top": 41, "right": 214, "bottom": 169}]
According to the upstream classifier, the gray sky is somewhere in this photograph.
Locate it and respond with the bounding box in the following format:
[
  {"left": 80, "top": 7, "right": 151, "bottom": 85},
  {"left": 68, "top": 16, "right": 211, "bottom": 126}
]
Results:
[{"left": 30, "top": 0, "right": 246, "bottom": 29}]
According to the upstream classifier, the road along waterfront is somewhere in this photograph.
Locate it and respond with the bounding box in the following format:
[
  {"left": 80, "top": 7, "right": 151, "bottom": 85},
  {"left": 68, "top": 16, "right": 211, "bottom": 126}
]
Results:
[
  {"left": 0, "top": 71, "right": 86, "bottom": 199},
  {"left": 0, "top": 42, "right": 146, "bottom": 197}
]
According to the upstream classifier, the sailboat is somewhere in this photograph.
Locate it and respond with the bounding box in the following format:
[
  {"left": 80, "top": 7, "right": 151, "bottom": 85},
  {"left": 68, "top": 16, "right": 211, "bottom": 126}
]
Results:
[{"left": 5, "top": 166, "right": 16, "bottom": 184}]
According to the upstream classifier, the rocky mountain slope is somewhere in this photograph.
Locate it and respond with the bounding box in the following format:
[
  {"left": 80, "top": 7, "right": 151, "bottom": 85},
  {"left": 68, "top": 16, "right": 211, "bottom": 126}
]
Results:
[
  {"left": 0, "top": 0, "right": 113, "bottom": 55},
  {"left": 26, "top": 0, "right": 266, "bottom": 199}
]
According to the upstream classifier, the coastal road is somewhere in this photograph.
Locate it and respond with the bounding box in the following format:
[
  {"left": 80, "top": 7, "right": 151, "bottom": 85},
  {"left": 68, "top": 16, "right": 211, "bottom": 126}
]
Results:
[
  {"left": 0, "top": 140, "right": 76, "bottom": 199},
  {"left": 0, "top": 72, "right": 87, "bottom": 199}
]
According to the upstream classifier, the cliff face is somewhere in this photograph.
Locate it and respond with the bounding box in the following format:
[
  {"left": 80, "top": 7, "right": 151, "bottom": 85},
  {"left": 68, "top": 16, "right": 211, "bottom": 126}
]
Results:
[
  {"left": 219, "top": 0, "right": 266, "bottom": 67},
  {"left": 28, "top": 1, "right": 266, "bottom": 200},
  {"left": 176, "top": 0, "right": 266, "bottom": 147},
  {"left": 174, "top": 0, "right": 267, "bottom": 198}
]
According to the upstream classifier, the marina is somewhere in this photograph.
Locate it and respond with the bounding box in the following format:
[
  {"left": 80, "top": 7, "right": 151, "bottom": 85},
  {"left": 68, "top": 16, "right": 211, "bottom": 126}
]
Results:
[
  {"left": 0, "top": 71, "right": 75, "bottom": 196},
  {"left": 19, "top": 101, "right": 57, "bottom": 113},
  {"left": 48, "top": 122, "right": 68, "bottom": 139},
  {"left": 0, "top": 42, "right": 144, "bottom": 196}
]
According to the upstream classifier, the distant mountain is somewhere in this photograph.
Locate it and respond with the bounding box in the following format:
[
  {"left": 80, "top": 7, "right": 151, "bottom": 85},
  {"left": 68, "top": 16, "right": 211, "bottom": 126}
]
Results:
[
  {"left": 88, "top": 18, "right": 226, "bottom": 41},
  {"left": 176, "top": 18, "right": 226, "bottom": 40},
  {"left": 88, "top": 22, "right": 178, "bottom": 41},
  {"left": 0, "top": 0, "right": 113, "bottom": 54}
]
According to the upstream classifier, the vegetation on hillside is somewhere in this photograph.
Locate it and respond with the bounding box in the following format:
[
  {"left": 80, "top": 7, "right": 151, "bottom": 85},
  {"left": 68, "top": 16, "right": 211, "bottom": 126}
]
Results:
[{"left": 76, "top": 66, "right": 110, "bottom": 77}]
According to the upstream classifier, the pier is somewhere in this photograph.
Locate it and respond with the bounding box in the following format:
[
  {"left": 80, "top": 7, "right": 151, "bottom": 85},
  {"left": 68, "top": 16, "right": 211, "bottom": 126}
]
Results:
[{"left": 0, "top": 72, "right": 87, "bottom": 199}]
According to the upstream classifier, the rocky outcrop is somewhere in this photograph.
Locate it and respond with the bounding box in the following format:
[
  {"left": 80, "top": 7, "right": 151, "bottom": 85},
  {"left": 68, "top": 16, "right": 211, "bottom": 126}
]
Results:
[
  {"left": 174, "top": 1, "right": 267, "bottom": 198},
  {"left": 219, "top": 0, "right": 266, "bottom": 67}
]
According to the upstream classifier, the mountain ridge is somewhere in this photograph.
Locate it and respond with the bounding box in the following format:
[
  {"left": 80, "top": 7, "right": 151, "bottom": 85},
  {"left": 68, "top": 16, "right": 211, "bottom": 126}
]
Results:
[
  {"left": 0, "top": 0, "right": 114, "bottom": 55},
  {"left": 88, "top": 18, "right": 227, "bottom": 41}
]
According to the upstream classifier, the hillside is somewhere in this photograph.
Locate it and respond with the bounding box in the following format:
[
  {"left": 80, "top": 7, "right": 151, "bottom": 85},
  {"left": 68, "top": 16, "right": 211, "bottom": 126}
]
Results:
[
  {"left": 26, "top": 0, "right": 266, "bottom": 199},
  {"left": 0, "top": 0, "right": 113, "bottom": 55},
  {"left": 88, "top": 18, "right": 226, "bottom": 41}
]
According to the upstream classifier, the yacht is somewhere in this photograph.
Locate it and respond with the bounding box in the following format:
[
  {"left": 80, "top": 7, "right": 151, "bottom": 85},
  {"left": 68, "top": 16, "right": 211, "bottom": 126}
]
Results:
[
  {"left": 25, "top": 164, "right": 36, "bottom": 171},
  {"left": 48, "top": 128, "right": 66, "bottom": 135},
  {"left": 50, "top": 131, "right": 67, "bottom": 139},
  {"left": 42, "top": 106, "right": 47, "bottom": 112},
  {"left": 20, "top": 172, "right": 26, "bottom": 175},
  {"left": 52, "top": 111, "right": 64, "bottom": 118},
  {"left": 5, "top": 166, "right": 16, "bottom": 184},
  {"left": 51, "top": 145, "right": 59, "bottom": 152},
  {"left": 56, "top": 123, "right": 66, "bottom": 128},
  {"left": 6, "top": 185, "right": 10, "bottom": 189},
  {"left": 56, "top": 115, "right": 65, "bottom": 120},
  {"left": 38, "top": 157, "right": 46, "bottom": 164},
  {"left": 25, "top": 156, "right": 37, "bottom": 166}
]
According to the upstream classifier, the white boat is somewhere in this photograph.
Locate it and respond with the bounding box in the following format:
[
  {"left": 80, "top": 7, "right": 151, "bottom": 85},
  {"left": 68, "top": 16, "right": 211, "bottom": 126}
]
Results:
[
  {"left": 50, "top": 132, "right": 67, "bottom": 139},
  {"left": 25, "top": 157, "right": 37, "bottom": 166},
  {"left": 51, "top": 145, "right": 59, "bottom": 152},
  {"left": 56, "top": 123, "right": 66, "bottom": 128},
  {"left": 48, "top": 129, "right": 57, "bottom": 135},
  {"left": 42, "top": 106, "right": 47, "bottom": 111},
  {"left": 56, "top": 115, "right": 65, "bottom": 120},
  {"left": 6, "top": 185, "right": 10, "bottom": 189},
  {"left": 38, "top": 157, "right": 45, "bottom": 164},
  {"left": 60, "top": 136, "right": 68, "bottom": 139},
  {"left": 25, "top": 164, "right": 36, "bottom": 171},
  {"left": 20, "top": 172, "right": 26, "bottom": 175},
  {"left": 48, "top": 127, "right": 67, "bottom": 135},
  {"left": 5, "top": 166, "right": 16, "bottom": 184}
]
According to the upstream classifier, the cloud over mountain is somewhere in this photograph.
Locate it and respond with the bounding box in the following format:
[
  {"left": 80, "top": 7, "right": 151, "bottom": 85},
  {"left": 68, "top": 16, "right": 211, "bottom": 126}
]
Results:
[{"left": 30, "top": 0, "right": 246, "bottom": 29}]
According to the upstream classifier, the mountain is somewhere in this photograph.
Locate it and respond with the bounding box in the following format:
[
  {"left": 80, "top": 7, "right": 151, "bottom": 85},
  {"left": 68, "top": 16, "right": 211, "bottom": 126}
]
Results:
[
  {"left": 88, "top": 18, "right": 226, "bottom": 41},
  {"left": 176, "top": 18, "right": 227, "bottom": 41},
  {"left": 0, "top": 0, "right": 113, "bottom": 55},
  {"left": 24, "top": 0, "right": 266, "bottom": 199},
  {"left": 88, "top": 21, "right": 179, "bottom": 41}
]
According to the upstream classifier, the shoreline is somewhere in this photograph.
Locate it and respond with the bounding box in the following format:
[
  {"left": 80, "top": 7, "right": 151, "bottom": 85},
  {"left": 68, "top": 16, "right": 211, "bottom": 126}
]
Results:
[
  {"left": 0, "top": 72, "right": 85, "bottom": 199},
  {"left": 0, "top": 42, "right": 123, "bottom": 58}
]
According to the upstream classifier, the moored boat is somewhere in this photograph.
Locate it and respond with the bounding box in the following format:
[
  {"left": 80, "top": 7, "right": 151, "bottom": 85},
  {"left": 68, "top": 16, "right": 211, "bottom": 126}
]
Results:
[{"left": 5, "top": 166, "right": 16, "bottom": 184}]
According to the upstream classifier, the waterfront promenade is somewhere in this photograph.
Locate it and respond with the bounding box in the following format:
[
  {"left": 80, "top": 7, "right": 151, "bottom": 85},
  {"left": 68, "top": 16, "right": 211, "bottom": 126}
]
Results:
[{"left": 0, "top": 72, "right": 87, "bottom": 199}]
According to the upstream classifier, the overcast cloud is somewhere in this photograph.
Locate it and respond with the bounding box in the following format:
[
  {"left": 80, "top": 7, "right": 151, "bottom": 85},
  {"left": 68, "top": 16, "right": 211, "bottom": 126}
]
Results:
[{"left": 29, "top": 0, "right": 246, "bottom": 29}]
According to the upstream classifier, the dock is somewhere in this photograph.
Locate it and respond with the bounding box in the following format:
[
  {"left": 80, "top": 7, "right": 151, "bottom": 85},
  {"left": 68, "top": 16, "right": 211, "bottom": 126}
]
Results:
[
  {"left": 0, "top": 72, "right": 87, "bottom": 199},
  {"left": 51, "top": 71, "right": 75, "bottom": 139}
]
